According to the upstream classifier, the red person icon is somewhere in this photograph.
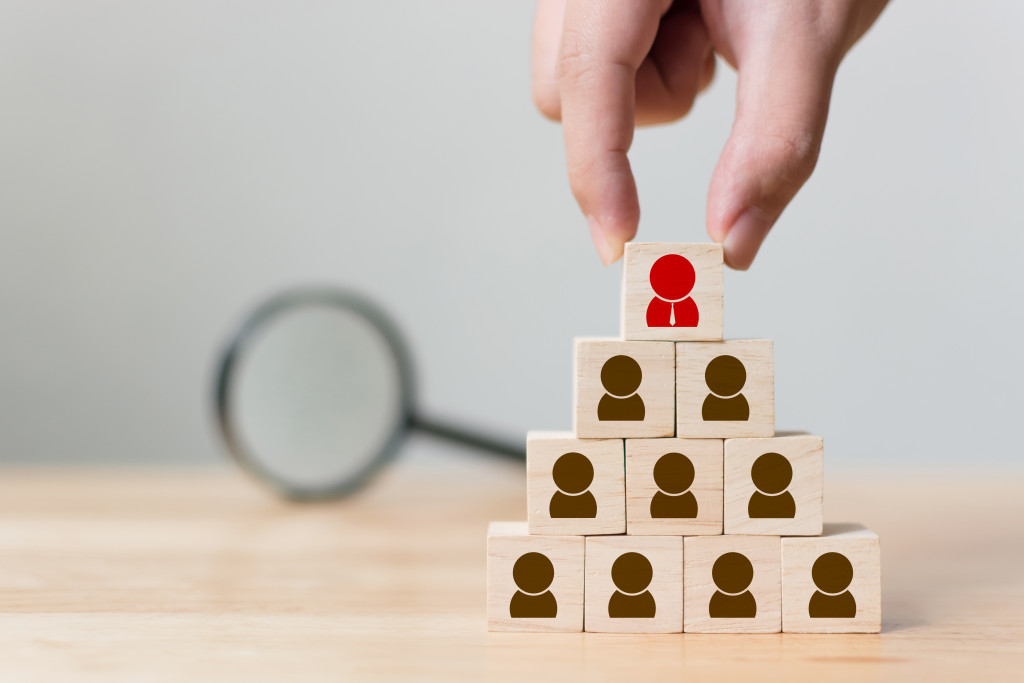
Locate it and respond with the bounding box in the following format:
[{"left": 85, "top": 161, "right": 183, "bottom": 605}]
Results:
[{"left": 646, "top": 254, "right": 699, "bottom": 327}]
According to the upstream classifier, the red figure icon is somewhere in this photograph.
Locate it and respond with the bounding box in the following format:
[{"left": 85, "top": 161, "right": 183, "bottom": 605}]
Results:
[{"left": 646, "top": 254, "right": 699, "bottom": 328}]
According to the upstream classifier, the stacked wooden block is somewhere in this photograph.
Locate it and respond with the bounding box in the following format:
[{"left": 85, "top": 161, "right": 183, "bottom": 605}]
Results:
[{"left": 487, "top": 243, "right": 881, "bottom": 634}]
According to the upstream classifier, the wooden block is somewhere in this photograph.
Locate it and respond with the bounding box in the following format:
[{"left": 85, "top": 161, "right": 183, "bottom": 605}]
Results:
[
  {"left": 683, "top": 535, "right": 781, "bottom": 633},
  {"left": 486, "top": 521, "right": 585, "bottom": 632},
  {"left": 782, "top": 523, "right": 881, "bottom": 633},
  {"left": 621, "top": 242, "right": 724, "bottom": 342},
  {"left": 584, "top": 535, "right": 683, "bottom": 633},
  {"left": 527, "top": 431, "right": 625, "bottom": 535},
  {"left": 625, "top": 438, "right": 723, "bottom": 536},
  {"left": 724, "top": 434, "right": 823, "bottom": 536},
  {"left": 676, "top": 340, "right": 774, "bottom": 438},
  {"left": 574, "top": 338, "right": 675, "bottom": 439}
]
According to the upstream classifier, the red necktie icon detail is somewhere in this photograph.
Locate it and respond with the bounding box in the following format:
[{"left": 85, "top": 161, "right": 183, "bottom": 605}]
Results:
[{"left": 646, "top": 254, "right": 699, "bottom": 328}]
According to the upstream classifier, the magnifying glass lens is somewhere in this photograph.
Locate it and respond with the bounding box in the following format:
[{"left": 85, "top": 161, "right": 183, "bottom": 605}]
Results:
[{"left": 227, "top": 304, "right": 404, "bottom": 494}]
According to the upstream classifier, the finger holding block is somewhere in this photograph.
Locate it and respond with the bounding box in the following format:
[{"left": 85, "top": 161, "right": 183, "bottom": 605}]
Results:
[
  {"left": 486, "top": 522, "right": 585, "bottom": 633},
  {"left": 574, "top": 339, "right": 675, "bottom": 439},
  {"left": 782, "top": 523, "right": 881, "bottom": 633},
  {"left": 527, "top": 432, "right": 625, "bottom": 535},
  {"left": 625, "top": 438, "right": 723, "bottom": 536},
  {"left": 676, "top": 340, "right": 774, "bottom": 438},
  {"left": 585, "top": 536, "right": 683, "bottom": 633},
  {"left": 724, "top": 434, "right": 824, "bottom": 536},
  {"left": 621, "top": 243, "right": 724, "bottom": 342},
  {"left": 683, "top": 535, "right": 781, "bottom": 633}
]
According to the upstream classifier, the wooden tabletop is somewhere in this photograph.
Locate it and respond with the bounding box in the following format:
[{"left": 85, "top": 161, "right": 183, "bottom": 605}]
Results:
[{"left": 0, "top": 444, "right": 1021, "bottom": 681}]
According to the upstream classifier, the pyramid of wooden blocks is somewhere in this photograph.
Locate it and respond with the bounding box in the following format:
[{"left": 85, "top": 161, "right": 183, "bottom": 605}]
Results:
[{"left": 487, "top": 242, "right": 881, "bottom": 635}]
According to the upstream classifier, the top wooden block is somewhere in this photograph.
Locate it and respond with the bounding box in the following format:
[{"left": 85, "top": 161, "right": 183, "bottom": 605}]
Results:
[{"left": 622, "top": 243, "right": 724, "bottom": 342}]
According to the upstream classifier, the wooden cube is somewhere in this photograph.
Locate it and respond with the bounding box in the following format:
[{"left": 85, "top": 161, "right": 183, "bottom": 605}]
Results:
[
  {"left": 486, "top": 522, "right": 585, "bottom": 632},
  {"left": 625, "top": 438, "right": 723, "bottom": 536},
  {"left": 724, "top": 433, "right": 823, "bottom": 536},
  {"left": 683, "top": 535, "right": 781, "bottom": 633},
  {"left": 676, "top": 340, "right": 774, "bottom": 438},
  {"left": 621, "top": 242, "right": 724, "bottom": 342},
  {"left": 574, "top": 338, "right": 675, "bottom": 439},
  {"left": 527, "top": 431, "right": 625, "bottom": 535},
  {"left": 782, "top": 523, "right": 881, "bottom": 633},
  {"left": 584, "top": 535, "right": 683, "bottom": 633}
]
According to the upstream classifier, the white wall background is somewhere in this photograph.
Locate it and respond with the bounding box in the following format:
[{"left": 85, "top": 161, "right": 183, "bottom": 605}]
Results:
[{"left": 0, "top": 1, "right": 1021, "bottom": 467}]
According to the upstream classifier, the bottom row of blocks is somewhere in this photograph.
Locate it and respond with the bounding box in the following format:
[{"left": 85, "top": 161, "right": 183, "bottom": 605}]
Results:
[{"left": 486, "top": 522, "right": 880, "bottom": 633}]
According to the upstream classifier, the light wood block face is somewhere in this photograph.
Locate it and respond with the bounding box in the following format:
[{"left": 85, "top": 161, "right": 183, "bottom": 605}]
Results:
[
  {"left": 527, "top": 432, "right": 625, "bottom": 535},
  {"left": 782, "top": 524, "right": 881, "bottom": 633},
  {"left": 683, "top": 535, "right": 781, "bottom": 633},
  {"left": 584, "top": 535, "right": 683, "bottom": 633},
  {"left": 625, "top": 438, "right": 723, "bottom": 536},
  {"left": 621, "top": 243, "right": 724, "bottom": 342},
  {"left": 724, "top": 434, "right": 823, "bottom": 536},
  {"left": 676, "top": 340, "right": 774, "bottom": 438},
  {"left": 486, "top": 522, "right": 585, "bottom": 632},
  {"left": 574, "top": 338, "right": 675, "bottom": 439}
]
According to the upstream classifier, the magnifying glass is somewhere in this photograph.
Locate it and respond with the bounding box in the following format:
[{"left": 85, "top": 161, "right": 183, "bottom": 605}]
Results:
[{"left": 214, "top": 288, "right": 524, "bottom": 501}]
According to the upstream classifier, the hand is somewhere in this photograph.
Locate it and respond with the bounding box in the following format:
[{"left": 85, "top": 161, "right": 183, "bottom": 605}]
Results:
[{"left": 531, "top": 0, "right": 888, "bottom": 269}]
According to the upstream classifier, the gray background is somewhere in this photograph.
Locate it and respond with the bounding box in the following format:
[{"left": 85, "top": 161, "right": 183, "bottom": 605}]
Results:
[{"left": 1, "top": 1, "right": 1021, "bottom": 467}]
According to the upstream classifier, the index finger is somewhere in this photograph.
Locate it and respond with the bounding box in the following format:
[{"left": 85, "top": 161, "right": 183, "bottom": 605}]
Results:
[{"left": 558, "top": 0, "right": 671, "bottom": 265}]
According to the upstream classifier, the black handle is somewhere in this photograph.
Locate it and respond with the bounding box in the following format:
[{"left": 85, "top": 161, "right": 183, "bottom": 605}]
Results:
[{"left": 410, "top": 415, "right": 525, "bottom": 461}]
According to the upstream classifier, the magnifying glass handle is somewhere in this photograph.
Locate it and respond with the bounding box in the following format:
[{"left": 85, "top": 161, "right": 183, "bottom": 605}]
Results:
[{"left": 410, "top": 415, "right": 525, "bottom": 461}]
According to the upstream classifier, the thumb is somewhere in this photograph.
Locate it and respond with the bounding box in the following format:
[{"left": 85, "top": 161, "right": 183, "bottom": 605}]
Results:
[{"left": 707, "top": 43, "right": 838, "bottom": 270}]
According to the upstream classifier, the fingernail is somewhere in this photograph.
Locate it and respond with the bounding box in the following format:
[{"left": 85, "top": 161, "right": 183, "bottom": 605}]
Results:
[
  {"left": 588, "top": 216, "right": 621, "bottom": 267},
  {"left": 723, "top": 207, "right": 772, "bottom": 270}
]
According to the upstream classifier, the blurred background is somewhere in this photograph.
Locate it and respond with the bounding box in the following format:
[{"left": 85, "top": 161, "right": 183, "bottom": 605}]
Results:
[{"left": 0, "top": 1, "right": 1021, "bottom": 472}]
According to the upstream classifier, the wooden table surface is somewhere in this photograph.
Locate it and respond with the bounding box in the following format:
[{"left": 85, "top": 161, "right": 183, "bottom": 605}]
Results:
[{"left": 0, "top": 444, "right": 1021, "bottom": 682}]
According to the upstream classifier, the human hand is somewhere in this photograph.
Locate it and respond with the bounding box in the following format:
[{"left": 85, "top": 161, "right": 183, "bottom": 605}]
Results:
[{"left": 531, "top": 0, "right": 888, "bottom": 269}]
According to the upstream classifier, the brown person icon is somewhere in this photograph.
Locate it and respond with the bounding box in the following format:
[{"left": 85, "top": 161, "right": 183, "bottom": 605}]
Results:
[
  {"left": 549, "top": 452, "right": 598, "bottom": 518},
  {"left": 809, "top": 552, "right": 857, "bottom": 618},
  {"left": 509, "top": 552, "right": 557, "bottom": 618},
  {"left": 649, "top": 452, "right": 698, "bottom": 518},
  {"left": 597, "top": 355, "right": 645, "bottom": 421},
  {"left": 701, "top": 355, "right": 750, "bottom": 421},
  {"left": 709, "top": 552, "right": 757, "bottom": 618},
  {"left": 608, "top": 552, "right": 656, "bottom": 618},
  {"left": 747, "top": 452, "right": 796, "bottom": 518}
]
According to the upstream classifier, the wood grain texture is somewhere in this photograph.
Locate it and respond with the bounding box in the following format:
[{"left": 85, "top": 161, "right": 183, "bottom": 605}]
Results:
[
  {"left": 782, "top": 524, "right": 881, "bottom": 633},
  {"left": 526, "top": 432, "right": 624, "bottom": 535},
  {"left": 621, "top": 242, "right": 724, "bottom": 342},
  {"left": 0, "top": 462, "right": 1021, "bottom": 681},
  {"left": 724, "top": 434, "right": 823, "bottom": 536},
  {"left": 676, "top": 340, "right": 774, "bottom": 438},
  {"left": 574, "top": 338, "right": 675, "bottom": 439},
  {"left": 625, "top": 438, "right": 723, "bottom": 536},
  {"left": 486, "top": 522, "right": 584, "bottom": 632},
  {"left": 584, "top": 535, "right": 683, "bottom": 633},
  {"left": 683, "top": 535, "right": 782, "bottom": 633}
]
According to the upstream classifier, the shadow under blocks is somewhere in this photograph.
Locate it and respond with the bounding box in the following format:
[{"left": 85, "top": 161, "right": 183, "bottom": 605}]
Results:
[{"left": 486, "top": 242, "right": 880, "bottom": 634}]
